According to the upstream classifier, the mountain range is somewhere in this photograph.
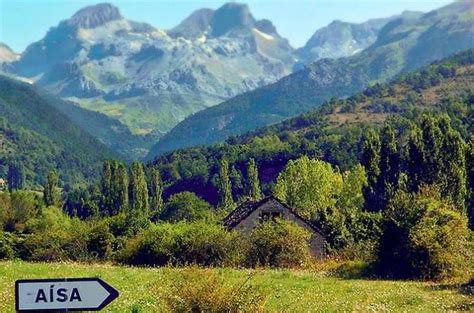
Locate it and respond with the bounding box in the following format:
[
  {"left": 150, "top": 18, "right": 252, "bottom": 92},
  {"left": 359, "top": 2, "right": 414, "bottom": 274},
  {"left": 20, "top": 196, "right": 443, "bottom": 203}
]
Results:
[
  {"left": 149, "top": 49, "right": 473, "bottom": 205},
  {"left": 7, "top": 2, "right": 296, "bottom": 157},
  {"left": 1, "top": 1, "right": 473, "bottom": 164},
  {"left": 148, "top": 0, "right": 474, "bottom": 157},
  {"left": 2, "top": 2, "right": 422, "bottom": 158}
]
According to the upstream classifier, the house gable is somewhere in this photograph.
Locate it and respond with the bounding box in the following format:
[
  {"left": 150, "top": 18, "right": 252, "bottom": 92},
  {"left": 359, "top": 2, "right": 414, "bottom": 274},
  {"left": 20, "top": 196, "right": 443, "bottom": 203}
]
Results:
[{"left": 223, "top": 196, "right": 326, "bottom": 257}]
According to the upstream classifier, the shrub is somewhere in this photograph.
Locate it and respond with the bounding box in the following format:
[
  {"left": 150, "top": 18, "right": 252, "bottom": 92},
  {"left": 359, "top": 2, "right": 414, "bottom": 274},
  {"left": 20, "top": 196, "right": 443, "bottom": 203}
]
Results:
[
  {"left": 378, "top": 186, "right": 471, "bottom": 279},
  {"left": 409, "top": 205, "right": 470, "bottom": 279},
  {"left": 160, "top": 192, "right": 215, "bottom": 223},
  {"left": 87, "top": 221, "right": 113, "bottom": 260},
  {"left": 119, "top": 221, "right": 242, "bottom": 266},
  {"left": 0, "top": 231, "right": 15, "bottom": 259},
  {"left": 0, "top": 191, "right": 41, "bottom": 232},
  {"left": 158, "top": 268, "right": 267, "bottom": 312},
  {"left": 247, "top": 219, "right": 312, "bottom": 268},
  {"left": 19, "top": 207, "right": 90, "bottom": 261}
]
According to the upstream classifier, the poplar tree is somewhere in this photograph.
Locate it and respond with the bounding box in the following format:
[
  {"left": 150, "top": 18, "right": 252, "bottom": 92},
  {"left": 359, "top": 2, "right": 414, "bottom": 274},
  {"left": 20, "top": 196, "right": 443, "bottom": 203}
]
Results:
[
  {"left": 406, "top": 126, "right": 424, "bottom": 192},
  {"left": 217, "top": 158, "right": 234, "bottom": 210},
  {"left": 43, "top": 170, "right": 60, "bottom": 207},
  {"left": 379, "top": 125, "right": 400, "bottom": 204},
  {"left": 100, "top": 161, "right": 113, "bottom": 214},
  {"left": 230, "top": 165, "right": 244, "bottom": 198},
  {"left": 247, "top": 158, "right": 262, "bottom": 200},
  {"left": 361, "top": 129, "right": 381, "bottom": 210},
  {"left": 439, "top": 117, "right": 467, "bottom": 211},
  {"left": 113, "top": 162, "right": 129, "bottom": 214},
  {"left": 7, "top": 161, "right": 25, "bottom": 191},
  {"left": 149, "top": 167, "right": 164, "bottom": 215},
  {"left": 129, "top": 162, "right": 149, "bottom": 213}
]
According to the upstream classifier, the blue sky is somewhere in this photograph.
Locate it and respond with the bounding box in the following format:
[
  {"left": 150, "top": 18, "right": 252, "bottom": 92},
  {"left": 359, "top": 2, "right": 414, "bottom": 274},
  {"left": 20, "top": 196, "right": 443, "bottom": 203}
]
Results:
[{"left": 0, "top": 0, "right": 453, "bottom": 53}]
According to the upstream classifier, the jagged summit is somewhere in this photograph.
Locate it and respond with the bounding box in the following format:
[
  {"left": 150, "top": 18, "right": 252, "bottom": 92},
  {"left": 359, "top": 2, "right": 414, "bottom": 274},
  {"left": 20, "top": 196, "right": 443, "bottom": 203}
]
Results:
[
  {"left": 67, "top": 3, "right": 122, "bottom": 29},
  {"left": 169, "top": 8, "right": 215, "bottom": 38},
  {"left": 210, "top": 2, "right": 255, "bottom": 37}
]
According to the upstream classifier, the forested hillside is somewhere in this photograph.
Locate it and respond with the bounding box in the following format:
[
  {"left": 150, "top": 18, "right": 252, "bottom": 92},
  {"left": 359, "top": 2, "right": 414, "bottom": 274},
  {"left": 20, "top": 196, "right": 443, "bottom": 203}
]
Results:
[
  {"left": 1, "top": 50, "right": 472, "bottom": 285},
  {"left": 150, "top": 1, "right": 474, "bottom": 157},
  {"left": 151, "top": 49, "right": 473, "bottom": 205},
  {"left": 0, "top": 76, "right": 117, "bottom": 187}
]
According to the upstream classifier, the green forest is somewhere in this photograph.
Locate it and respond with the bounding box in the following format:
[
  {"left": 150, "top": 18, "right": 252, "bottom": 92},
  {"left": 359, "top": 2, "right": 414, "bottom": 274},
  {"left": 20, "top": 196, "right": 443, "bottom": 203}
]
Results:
[{"left": 1, "top": 50, "right": 473, "bottom": 283}]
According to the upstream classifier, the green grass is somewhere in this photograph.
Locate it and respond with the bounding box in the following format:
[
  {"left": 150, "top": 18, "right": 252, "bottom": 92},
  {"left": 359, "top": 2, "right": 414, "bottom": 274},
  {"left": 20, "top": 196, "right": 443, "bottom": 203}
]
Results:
[{"left": 0, "top": 261, "right": 472, "bottom": 312}]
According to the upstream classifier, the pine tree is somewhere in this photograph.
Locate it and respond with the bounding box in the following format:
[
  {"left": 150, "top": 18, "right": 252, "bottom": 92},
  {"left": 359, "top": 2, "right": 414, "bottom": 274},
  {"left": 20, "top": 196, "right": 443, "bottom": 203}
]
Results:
[
  {"left": 43, "top": 170, "right": 60, "bottom": 207},
  {"left": 247, "top": 158, "right": 262, "bottom": 200},
  {"left": 217, "top": 158, "right": 234, "bottom": 210},
  {"left": 129, "top": 162, "right": 149, "bottom": 213},
  {"left": 361, "top": 129, "right": 381, "bottom": 210},
  {"left": 149, "top": 167, "right": 164, "bottom": 215}
]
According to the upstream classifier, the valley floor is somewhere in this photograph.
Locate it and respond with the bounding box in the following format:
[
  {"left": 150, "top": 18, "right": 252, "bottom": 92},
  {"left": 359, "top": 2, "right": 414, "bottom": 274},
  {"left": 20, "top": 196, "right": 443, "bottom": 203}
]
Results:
[{"left": 0, "top": 261, "right": 472, "bottom": 312}]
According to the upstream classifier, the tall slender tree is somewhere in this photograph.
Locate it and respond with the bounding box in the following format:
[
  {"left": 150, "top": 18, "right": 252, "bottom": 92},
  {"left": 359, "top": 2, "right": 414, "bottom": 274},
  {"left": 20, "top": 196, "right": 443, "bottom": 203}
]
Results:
[
  {"left": 379, "top": 125, "right": 400, "bottom": 205},
  {"left": 439, "top": 117, "right": 467, "bottom": 211},
  {"left": 129, "top": 162, "right": 149, "bottom": 213},
  {"left": 217, "top": 158, "right": 234, "bottom": 210},
  {"left": 247, "top": 158, "right": 262, "bottom": 200},
  {"left": 361, "top": 129, "right": 381, "bottom": 210},
  {"left": 7, "top": 161, "right": 25, "bottom": 191},
  {"left": 113, "top": 162, "right": 129, "bottom": 214},
  {"left": 43, "top": 170, "right": 60, "bottom": 207},
  {"left": 149, "top": 167, "right": 164, "bottom": 215},
  {"left": 100, "top": 161, "right": 113, "bottom": 214}
]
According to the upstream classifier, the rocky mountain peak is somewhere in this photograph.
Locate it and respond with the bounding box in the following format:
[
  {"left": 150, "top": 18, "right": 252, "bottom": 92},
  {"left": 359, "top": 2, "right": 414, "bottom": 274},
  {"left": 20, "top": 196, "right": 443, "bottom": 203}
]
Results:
[
  {"left": 168, "top": 8, "right": 215, "bottom": 38},
  {"left": 255, "top": 19, "right": 277, "bottom": 35},
  {"left": 210, "top": 2, "right": 255, "bottom": 37},
  {"left": 67, "top": 3, "right": 122, "bottom": 29}
]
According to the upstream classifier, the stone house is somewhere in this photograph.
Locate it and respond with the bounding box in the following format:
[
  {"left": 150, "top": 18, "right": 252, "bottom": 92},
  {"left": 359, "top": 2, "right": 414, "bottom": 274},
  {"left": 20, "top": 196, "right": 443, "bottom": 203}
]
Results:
[{"left": 223, "top": 196, "right": 326, "bottom": 258}]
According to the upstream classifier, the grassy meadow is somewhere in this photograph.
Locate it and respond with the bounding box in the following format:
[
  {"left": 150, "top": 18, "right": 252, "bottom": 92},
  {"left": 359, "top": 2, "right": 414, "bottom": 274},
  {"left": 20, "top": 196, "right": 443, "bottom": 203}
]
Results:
[{"left": 0, "top": 261, "right": 472, "bottom": 312}]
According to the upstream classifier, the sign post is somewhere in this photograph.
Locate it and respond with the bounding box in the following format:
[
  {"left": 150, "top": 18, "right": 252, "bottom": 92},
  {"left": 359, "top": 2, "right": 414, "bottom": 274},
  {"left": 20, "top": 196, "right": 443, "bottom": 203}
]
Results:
[{"left": 15, "top": 278, "right": 119, "bottom": 312}]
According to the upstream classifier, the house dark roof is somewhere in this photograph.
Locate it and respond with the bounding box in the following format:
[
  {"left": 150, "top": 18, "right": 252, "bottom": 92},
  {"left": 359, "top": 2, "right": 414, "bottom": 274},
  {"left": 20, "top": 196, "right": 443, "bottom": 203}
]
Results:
[{"left": 222, "top": 196, "right": 324, "bottom": 236}]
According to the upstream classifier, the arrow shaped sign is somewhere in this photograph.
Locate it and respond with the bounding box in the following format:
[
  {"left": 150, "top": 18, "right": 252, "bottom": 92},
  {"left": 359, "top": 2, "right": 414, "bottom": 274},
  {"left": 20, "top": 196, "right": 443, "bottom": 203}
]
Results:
[{"left": 15, "top": 278, "right": 119, "bottom": 312}]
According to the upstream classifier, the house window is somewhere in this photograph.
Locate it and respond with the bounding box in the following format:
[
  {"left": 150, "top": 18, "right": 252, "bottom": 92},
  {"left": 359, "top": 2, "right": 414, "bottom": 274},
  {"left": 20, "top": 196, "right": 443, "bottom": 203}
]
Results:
[{"left": 259, "top": 211, "right": 282, "bottom": 222}]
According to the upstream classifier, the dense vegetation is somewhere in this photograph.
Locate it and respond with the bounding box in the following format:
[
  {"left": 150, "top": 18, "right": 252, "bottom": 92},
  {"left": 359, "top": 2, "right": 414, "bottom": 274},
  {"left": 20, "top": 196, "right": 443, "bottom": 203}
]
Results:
[
  {"left": 0, "top": 76, "right": 117, "bottom": 188},
  {"left": 0, "top": 51, "right": 472, "bottom": 283},
  {"left": 149, "top": 50, "right": 473, "bottom": 207}
]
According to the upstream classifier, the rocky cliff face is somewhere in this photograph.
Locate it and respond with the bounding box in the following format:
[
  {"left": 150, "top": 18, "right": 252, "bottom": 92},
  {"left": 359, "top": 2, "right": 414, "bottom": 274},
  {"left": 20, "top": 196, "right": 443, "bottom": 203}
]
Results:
[{"left": 296, "top": 11, "right": 422, "bottom": 65}]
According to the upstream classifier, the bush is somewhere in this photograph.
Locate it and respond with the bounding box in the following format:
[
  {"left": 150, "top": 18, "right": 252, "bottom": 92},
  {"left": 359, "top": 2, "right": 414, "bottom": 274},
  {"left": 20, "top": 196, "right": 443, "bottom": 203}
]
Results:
[
  {"left": 19, "top": 207, "right": 90, "bottom": 261},
  {"left": 247, "top": 219, "right": 312, "bottom": 268},
  {"left": 119, "top": 221, "right": 242, "bottom": 266},
  {"left": 0, "top": 191, "right": 41, "bottom": 232},
  {"left": 160, "top": 192, "right": 215, "bottom": 223},
  {"left": 378, "top": 186, "right": 471, "bottom": 279},
  {"left": 158, "top": 268, "right": 267, "bottom": 312},
  {"left": 87, "top": 221, "right": 113, "bottom": 260},
  {"left": 0, "top": 231, "right": 15, "bottom": 259}
]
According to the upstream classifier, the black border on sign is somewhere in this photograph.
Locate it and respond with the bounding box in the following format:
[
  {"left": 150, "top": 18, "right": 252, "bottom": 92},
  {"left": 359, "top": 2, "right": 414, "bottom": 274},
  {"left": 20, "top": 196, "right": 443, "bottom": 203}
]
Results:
[{"left": 15, "top": 277, "right": 119, "bottom": 312}]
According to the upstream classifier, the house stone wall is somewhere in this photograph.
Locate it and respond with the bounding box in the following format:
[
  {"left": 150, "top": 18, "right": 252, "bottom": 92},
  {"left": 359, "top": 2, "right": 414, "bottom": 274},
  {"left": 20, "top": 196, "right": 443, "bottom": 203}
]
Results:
[{"left": 233, "top": 198, "right": 326, "bottom": 258}]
